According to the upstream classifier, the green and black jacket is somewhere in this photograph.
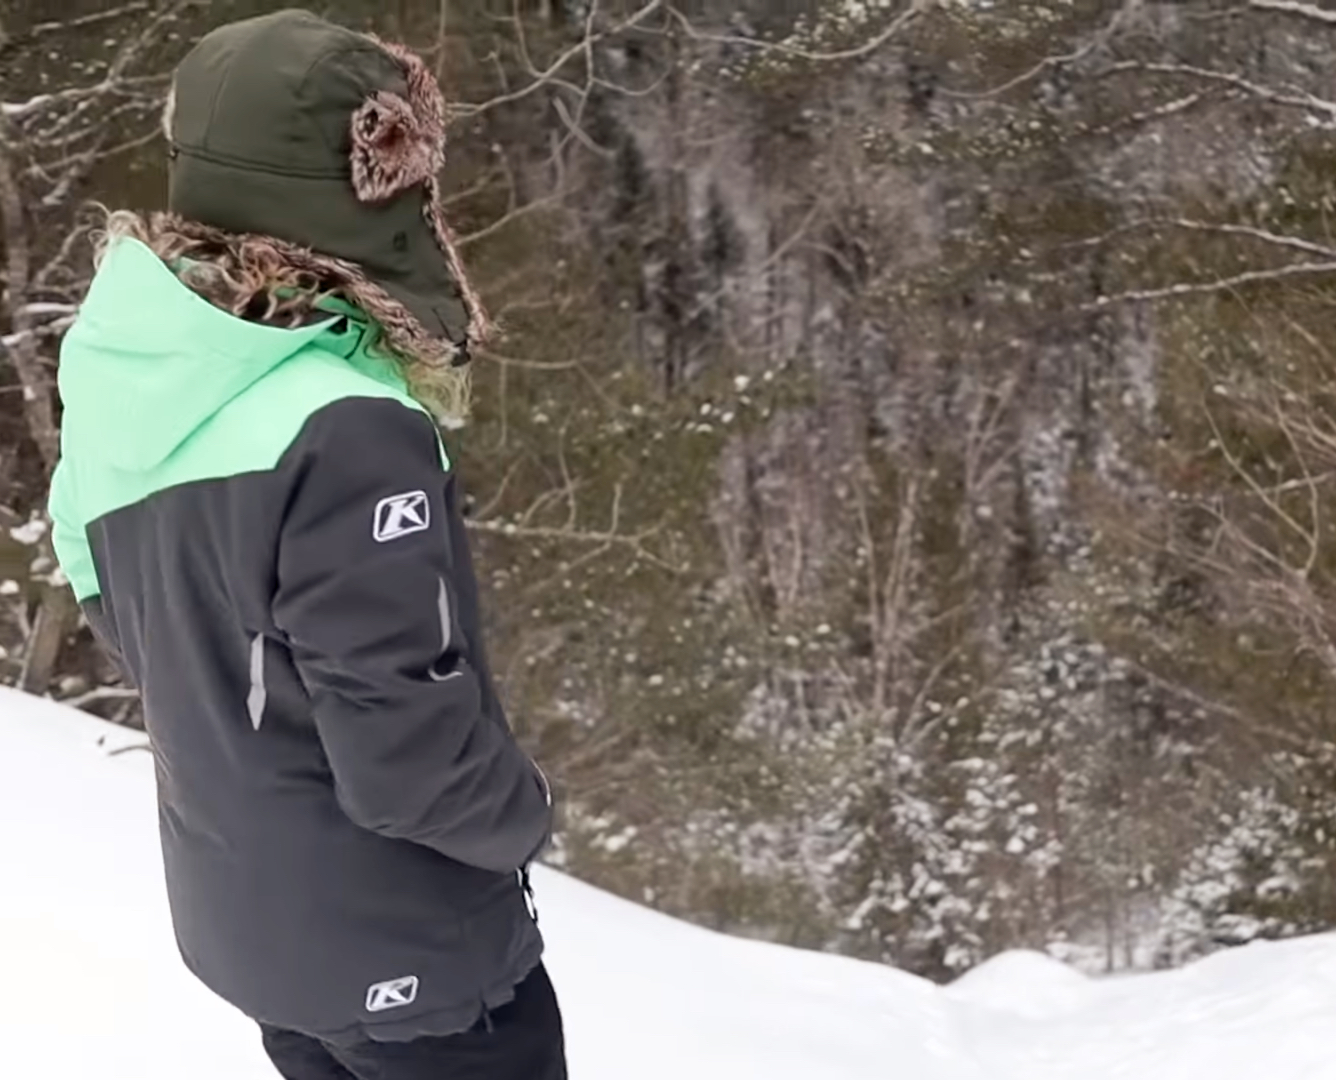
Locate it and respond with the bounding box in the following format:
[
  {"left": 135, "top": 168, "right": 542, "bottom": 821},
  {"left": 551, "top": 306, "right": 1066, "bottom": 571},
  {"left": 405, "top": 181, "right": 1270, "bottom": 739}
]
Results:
[{"left": 49, "top": 238, "right": 552, "bottom": 1042}]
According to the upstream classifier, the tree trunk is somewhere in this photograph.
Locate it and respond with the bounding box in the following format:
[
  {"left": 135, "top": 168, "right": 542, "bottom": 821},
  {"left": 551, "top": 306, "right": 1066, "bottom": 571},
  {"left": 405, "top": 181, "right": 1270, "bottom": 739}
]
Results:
[
  {"left": 1, "top": 120, "right": 76, "bottom": 696},
  {"left": 19, "top": 572, "right": 76, "bottom": 696}
]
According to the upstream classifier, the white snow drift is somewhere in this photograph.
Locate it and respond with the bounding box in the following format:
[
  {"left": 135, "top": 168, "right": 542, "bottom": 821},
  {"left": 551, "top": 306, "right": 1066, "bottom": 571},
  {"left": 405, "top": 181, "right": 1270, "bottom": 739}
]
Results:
[{"left": 3, "top": 686, "right": 1336, "bottom": 1079}]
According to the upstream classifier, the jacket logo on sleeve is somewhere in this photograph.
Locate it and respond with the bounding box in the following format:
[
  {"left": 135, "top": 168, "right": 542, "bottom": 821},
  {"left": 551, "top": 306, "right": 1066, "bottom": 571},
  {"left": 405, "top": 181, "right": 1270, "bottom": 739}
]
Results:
[
  {"left": 373, "top": 490, "right": 430, "bottom": 542},
  {"left": 365, "top": 974, "right": 420, "bottom": 1013}
]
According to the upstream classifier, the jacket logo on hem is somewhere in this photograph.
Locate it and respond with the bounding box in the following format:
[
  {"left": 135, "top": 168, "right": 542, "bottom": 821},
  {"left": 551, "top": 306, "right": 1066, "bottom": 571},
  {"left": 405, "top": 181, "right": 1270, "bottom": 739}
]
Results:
[
  {"left": 366, "top": 974, "right": 420, "bottom": 1013},
  {"left": 373, "top": 490, "right": 430, "bottom": 542}
]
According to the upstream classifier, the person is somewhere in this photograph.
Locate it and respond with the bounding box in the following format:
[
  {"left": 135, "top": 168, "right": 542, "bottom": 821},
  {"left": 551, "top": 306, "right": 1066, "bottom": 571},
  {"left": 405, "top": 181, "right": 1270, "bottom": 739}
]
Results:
[{"left": 47, "top": 9, "right": 566, "bottom": 1079}]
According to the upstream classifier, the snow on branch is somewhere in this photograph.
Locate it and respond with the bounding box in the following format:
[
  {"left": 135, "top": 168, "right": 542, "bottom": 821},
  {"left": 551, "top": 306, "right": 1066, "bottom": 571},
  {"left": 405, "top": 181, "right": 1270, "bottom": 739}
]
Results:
[
  {"left": 665, "top": 0, "right": 930, "bottom": 64},
  {"left": 1086, "top": 261, "right": 1336, "bottom": 309},
  {"left": 1083, "top": 92, "right": 1212, "bottom": 138},
  {"left": 63, "top": 686, "right": 140, "bottom": 712},
  {"left": 1, "top": 0, "right": 155, "bottom": 55},
  {"left": 1249, "top": 0, "right": 1336, "bottom": 25},
  {"left": 1102, "top": 60, "right": 1336, "bottom": 122},
  {"left": 0, "top": 0, "right": 193, "bottom": 476},
  {"left": 939, "top": 0, "right": 1143, "bottom": 99},
  {"left": 1069, "top": 219, "right": 1336, "bottom": 261},
  {"left": 450, "top": 0, "right": 668, "bottom": 117},
  {"left": 469, "top": 474, "right": 679, "bottom": 573},
  {"left": 453, "top": 0, "right": 929, "bottom": 122}
]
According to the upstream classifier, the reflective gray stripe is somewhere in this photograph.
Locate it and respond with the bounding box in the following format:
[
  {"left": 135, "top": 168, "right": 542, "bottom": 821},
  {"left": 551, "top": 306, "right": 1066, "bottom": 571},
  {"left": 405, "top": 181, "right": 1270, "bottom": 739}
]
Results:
[
  {"left": 246, "top": 634, "right": 266, "bottom": 730},
  {"left": 430, "top": 577, "right": 462, "bottom": 684},
  {"left": 533, "top": 760, "right": 552, "bottom": 807},
  {"left": 436, "top": 577, "right": 452, "bottom": 650}
]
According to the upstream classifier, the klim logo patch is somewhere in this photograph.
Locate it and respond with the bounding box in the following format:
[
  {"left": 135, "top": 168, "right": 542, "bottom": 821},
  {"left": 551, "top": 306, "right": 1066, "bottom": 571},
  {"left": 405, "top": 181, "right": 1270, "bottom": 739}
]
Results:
[
  {"left": 373, "top": 490, "right": 430, "bottom": 542},
  {"left": 366, "top": 975, "right": 420, "bottom": 1013}
]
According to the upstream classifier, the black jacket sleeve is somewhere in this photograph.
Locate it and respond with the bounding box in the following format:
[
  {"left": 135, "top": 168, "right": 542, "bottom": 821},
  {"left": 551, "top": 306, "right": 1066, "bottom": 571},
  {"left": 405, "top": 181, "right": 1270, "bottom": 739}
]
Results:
[{"left": 271, "top": 396, "right": 551, "bottom": 874}]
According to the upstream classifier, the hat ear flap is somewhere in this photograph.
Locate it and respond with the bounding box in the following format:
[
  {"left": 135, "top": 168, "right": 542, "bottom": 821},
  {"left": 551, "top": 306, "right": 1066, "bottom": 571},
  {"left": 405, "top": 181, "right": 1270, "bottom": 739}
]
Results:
[
  {"left": 354, "top": 35, "right": 491, "bottom": 349},
  {"left": 350, "top": 90, "right": 436, "bottom": 203}
]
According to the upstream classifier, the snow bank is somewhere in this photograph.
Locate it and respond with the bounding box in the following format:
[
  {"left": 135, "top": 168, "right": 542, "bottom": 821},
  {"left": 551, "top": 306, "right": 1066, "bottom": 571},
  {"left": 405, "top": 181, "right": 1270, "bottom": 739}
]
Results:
[
  {"left": 946, "top": 949, "right": 1094, "bottom": 1018},
  {"left": 3, "top": 686, "right": 1336, "bottom": 1079}
]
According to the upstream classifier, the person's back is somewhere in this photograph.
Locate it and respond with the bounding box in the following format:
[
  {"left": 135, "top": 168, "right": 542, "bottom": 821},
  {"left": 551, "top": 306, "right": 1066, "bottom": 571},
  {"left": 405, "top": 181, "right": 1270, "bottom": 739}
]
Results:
[{"left": 48, "top": 11, "right": 565, "bottom": 1079}]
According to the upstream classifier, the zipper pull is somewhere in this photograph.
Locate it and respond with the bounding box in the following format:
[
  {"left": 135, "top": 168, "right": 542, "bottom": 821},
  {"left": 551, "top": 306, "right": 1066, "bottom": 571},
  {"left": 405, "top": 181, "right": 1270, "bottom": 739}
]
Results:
[{"left": 519, "top": 865, "right": 539, "bottom": 926}]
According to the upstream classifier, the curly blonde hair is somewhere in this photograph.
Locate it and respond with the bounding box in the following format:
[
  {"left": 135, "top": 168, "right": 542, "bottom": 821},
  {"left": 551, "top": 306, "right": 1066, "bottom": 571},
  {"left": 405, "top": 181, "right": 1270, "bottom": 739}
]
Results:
[{"left": 92, "top": 208, "right": 472, "bottom": 421}]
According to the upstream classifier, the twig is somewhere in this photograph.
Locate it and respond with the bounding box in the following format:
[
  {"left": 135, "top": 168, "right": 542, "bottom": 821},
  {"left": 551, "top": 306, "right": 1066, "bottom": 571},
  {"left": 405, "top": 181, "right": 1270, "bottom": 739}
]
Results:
[
  {"left": 5, "top": 74, "right": 169, "bottom": 127},
  {"left": 1205, "top": 404, "right": 1315, "bottom": 561},
  {"left": 34, "top": 221, "right": 95, "bottom": 292},
  {"left": 451, "top": 0, "right": 666, "bottom": 117},
  {"left": 1250, "top": 0, "right": 1336, "bottom": 25},
  {"left": 468, "top": 515, "right": 676, "bottom": 571},
  {"left": 1086, "top": 261, "right": 1336, "bottom": 309},
  {"left": 29, "top": 2, "right": 153, "bottom": 38},
  {"left": 457, "top": 188, "right": 567, "bottom": 248},
  {"left": 64, "top": 686, "right": 140, "bottom": 710},
  {"left": 1083, "top": 91, "right": 1211, "bottom": 138},
  {"left": 665, "top": 0, "right": 927, "bottom": 64},
  {"left": 1102, "top": 60, "right": 1336, "bottom": 122},
  {"left": 939, "top": 0, "right": 1140, "bottom": 99},
  {"left": 467, "top": 515, "right": 652, "bottom": 544},
  {"left": 476, "top": 349, "right": 580, "bottom": 371},
  {"left": 686, "top": 199, "right": 823, "bottom": 323},
  {"left": 474, "top": 459, "right": 525, "bottom": 521},
  {"left": 1067, "top": 219, "right": 1336, "bottom": 261},
  {"left": 553, "top": 94, "right": 614, "bottom": 157},
  {"left": 440, "top": 167, "right": 506, "bottom": 208}
]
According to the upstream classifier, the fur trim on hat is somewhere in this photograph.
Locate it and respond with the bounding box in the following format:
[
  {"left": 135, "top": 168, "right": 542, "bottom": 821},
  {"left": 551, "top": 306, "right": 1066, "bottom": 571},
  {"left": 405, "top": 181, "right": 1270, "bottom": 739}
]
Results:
[
  {"left": 423, "top": 174, "right": 492, "bottom": 346},
  {"left": 137, "top": 211, "right": 472, "bottom": 420},
  {"left": 350, "top": 90, "right": 438, "bottom": 199},
  {"left": 96, "top": 207, "right": 473, "bottom": 419},
  {"left": 352, "top": 36, "right": 492, "bottom": 347},
  {"left": 161, "top": 212, "right": 459, "bottom": 365}
]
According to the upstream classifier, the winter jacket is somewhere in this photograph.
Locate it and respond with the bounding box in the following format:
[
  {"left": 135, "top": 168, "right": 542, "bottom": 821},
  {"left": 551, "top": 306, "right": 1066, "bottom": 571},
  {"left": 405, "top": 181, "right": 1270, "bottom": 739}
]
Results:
[{"left": 48, "top": 236, "right": 553, "bottom": 1043}]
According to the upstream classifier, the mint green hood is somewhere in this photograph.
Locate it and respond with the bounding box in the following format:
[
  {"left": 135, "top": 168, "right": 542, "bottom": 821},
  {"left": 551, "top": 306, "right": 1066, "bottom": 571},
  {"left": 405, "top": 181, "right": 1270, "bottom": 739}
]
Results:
[
  {"left": 59, "top": 238, "right": 336, "bottom": 472},
  {"left": 50, "top": 236, "right": 432, "bottom": 603}
]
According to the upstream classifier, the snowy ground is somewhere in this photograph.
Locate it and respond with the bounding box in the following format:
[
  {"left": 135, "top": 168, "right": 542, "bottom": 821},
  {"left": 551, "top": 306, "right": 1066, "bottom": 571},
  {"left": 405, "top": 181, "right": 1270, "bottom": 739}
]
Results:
[{"left": 4, "top": 686, "right": 1336, "bottom": 1079}]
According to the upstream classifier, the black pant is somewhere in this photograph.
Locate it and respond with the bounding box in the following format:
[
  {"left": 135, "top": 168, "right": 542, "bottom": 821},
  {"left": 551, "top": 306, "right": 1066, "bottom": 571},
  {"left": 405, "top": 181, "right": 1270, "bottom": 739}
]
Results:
[{"left": 260, "top": 965, "right": 567, "bottom": 1080}]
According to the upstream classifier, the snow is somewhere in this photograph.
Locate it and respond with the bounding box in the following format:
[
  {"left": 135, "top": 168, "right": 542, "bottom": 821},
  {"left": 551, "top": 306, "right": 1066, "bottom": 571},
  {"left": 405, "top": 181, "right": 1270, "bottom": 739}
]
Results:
[
  {"left": 946, "top": 950, "right": 1094, "bottom": 1019},
  {"left": 4, "top": 685, "right": 1336, "bottom": 1079},
  {"left": 9, "top": 518, "right": 49, "bottom": 545}
]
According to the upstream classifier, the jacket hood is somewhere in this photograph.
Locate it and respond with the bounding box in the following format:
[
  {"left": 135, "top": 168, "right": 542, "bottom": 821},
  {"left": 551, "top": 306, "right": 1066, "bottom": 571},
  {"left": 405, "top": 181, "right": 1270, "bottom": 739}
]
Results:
[{"left": 59, "top": 237, "right": 335, "bottom": 471}]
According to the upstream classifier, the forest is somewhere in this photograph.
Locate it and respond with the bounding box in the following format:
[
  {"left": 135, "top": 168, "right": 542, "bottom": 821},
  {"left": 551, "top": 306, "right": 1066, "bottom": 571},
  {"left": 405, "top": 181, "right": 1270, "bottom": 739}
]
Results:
[{"left": 7, "top": 0, "right": 1336, "bottom": 981}]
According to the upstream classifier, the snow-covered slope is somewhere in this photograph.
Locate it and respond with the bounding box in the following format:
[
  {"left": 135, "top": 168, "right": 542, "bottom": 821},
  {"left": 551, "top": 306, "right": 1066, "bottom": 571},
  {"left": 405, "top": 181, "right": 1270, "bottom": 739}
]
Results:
[{"left": 4, "top": 686, "right": 1336, "bottom": 1079}]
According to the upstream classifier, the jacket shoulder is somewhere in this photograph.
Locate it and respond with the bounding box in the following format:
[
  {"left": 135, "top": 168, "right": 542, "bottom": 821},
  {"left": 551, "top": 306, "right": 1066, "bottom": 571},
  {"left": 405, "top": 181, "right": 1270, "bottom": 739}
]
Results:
[
  {"left": 49, "top": 343, "right": 440, "bottom": 562},
  {"left": 189, "top": 344, "right": 440, "bottom": 478}
]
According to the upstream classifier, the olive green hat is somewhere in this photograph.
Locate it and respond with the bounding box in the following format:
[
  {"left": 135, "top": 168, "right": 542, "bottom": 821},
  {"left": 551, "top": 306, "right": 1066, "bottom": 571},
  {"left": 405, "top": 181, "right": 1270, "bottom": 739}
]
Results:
[{"left": 164, "top": 8, "right": 489, "bottom": 364}]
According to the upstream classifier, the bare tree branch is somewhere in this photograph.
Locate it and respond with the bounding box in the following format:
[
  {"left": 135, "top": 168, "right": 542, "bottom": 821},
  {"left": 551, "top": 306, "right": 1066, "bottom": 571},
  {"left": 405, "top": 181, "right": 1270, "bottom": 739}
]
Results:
[
  {"left": 1084, "top": 91, "right": 1212, "bottom": 137},
  {"left": 1069, "top": 219, "right": 1336, "bottom": 261},
  {"left": 1103, "top": 60, "right": 1336, "bottom": 122},
  {"left": 0, "top": 118, "right": 58, "bottom": 470},
  {"left": 457, "top": 187, "right": 567, "bottom": 247},
  {"left": 1250, "top": 0, "right": 1336, "bottom": 25},
  {"left": 477, "top": 348, "right": 581, "bottom": 371},
  {"left": 23, "top": 2, "right": 154, "bottom": 41},
  {"left": 468, "top": 514, "right": 675, "bottom": 570},
  {"left": 1205, "top": 403, "right": 1316, "bottom": 567},
  {"left": 107, "top": 740, "right": 152, "bottom": 757},
  {"left": 451, "top": 0, "right": 666, "bottom": 117},
  {"left": 65, "top": 686, "right": 140, "bottom": 711},
  {"left": 0, "top": 0, "right": 193, "bottom": 698},
  {"left": 939, "top": 0, "right": 1142, "bottom": 100},
  {"left": 1087, "top": 261, "right": 1336, "bottom": 309},
  {"left": 665, "top": 0, "right": 928, "bottom": 64}
]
